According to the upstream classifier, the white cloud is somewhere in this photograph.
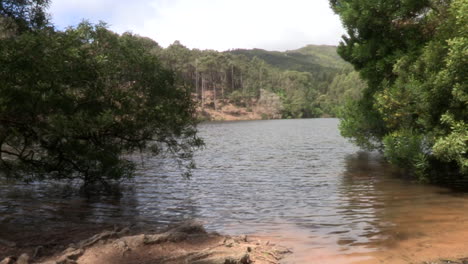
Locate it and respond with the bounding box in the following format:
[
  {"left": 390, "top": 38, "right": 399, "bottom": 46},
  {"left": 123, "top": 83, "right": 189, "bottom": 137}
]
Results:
[{"left": 49, "top": 0, "right": 345, "bottom": 51}]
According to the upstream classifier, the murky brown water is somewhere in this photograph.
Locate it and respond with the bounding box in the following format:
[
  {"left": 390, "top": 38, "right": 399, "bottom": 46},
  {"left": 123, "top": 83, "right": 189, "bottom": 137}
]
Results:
[{"left": 1, "top": 119, "right": 467, "bottom": 263}]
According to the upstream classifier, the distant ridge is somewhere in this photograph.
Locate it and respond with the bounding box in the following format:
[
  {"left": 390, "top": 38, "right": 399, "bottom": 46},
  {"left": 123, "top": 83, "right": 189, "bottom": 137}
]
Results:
[{"left": 227, "top": 45, "right": 350, "bottom": 74}]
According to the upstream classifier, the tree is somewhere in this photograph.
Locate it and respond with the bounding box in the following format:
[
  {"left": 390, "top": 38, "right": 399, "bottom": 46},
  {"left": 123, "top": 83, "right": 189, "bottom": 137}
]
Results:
[
  {"left": 331, "top": 0, "right": 467, "bottom": 180},
  {"left": 0, "top": 19, "right": 203, "bottom": 186},
  {"left": 0, "top": 0, "right": 50, "bottom": 34},
  {"left": 322, "top": 71, "right": 366, "bottom": 116}
]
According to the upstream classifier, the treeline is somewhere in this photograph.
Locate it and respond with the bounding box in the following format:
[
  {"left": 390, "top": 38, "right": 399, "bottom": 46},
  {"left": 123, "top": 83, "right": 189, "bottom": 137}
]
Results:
[
  {"left": 331, "top": 0, "right": 467, "bottom": 181},
  {"left": 152, "top": 42, "right": 366, "bottom": 119}
]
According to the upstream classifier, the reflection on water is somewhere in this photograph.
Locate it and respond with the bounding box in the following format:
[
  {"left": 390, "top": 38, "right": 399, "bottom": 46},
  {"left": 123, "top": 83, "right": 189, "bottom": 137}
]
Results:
[
  {"left": 1, "top": 119, "right": 467, "bottom": 263},
  {"left": 278, "top": 151, "right": 468, "bottom": 263}
]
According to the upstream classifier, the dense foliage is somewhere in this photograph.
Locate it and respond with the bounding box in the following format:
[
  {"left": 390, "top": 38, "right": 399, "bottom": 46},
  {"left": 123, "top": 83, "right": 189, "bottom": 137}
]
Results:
[
  {"left": 0, "top": 0, "right": 49, "bottom": 33},
  {"left": 155, "top": 42, "right": 366, "bottom": 119},
  {"left": 0, "top": 1, "right": 202, "bottom": 186},
  {"left": 331, "top": 0, "right": 467, "bottom": 180}
]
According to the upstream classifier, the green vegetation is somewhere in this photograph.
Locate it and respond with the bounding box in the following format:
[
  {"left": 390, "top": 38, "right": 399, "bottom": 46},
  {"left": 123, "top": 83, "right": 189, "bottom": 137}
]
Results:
[
  {"left": 229, "top": 45, "right": 349, "bottom": 72},
  {"left": 0, "top": 0, "right": 370, "bottom": 186},
  {"left": 0, "top": 0, "right": 202, "bottom": 186},
  {"left": 331, "top": 0, "right": 467, "bottom": 181},
  {"left": 156, "top": 42, "right": 366, "bottom": 119}
]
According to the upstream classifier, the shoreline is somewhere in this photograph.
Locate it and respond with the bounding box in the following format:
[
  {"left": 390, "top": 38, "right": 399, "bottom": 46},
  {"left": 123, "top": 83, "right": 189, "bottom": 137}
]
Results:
[
  {"left": 2, "top": 222, "right": 468, "bottom": 264},
  {"left": 0, "top": 222, "right": 291, "bottom": 264}
]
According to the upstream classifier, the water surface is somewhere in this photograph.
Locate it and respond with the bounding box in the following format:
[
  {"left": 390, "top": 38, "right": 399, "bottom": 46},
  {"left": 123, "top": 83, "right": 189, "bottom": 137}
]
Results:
[{"left": 1, "top": 119, "right": 467, "bottom": 263}]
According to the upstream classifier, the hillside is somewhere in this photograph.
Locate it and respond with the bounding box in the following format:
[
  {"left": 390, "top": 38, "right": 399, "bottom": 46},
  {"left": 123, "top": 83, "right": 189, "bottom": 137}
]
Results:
[
  {"left": 228, "top": 45, "right": 351, "bottom": 74},
  {"left": 156, "top": 42, "right": 365, "bottom": 120}
]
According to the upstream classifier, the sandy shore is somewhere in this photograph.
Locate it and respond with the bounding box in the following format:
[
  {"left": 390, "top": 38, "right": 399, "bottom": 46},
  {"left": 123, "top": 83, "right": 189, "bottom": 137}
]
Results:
[
  {"left": 2, "top": 221, "right": 468, "bottom": 264},
  {"left": 0, "top": 222, "right": 291, "bottom": 264}
]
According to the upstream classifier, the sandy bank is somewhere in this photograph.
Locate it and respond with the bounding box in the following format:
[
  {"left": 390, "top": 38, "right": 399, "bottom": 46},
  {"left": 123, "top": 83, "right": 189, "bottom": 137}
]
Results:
[{"left": 0, "top": 222, "right": 291, "bottom": 264}]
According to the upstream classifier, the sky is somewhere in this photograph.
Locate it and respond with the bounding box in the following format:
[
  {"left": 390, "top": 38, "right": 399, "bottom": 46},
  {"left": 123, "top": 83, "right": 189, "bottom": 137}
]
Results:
[{"left": 49, "top": 0, "right": 346, "bottom": 52}]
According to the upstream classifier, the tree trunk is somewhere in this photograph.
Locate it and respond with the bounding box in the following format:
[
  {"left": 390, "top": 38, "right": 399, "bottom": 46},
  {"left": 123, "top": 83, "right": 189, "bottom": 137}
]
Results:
[
  {"left": 241, "top": 71, "right": 244, "bottom": 94},
  {"left": 231, "top": 65, "right": 234, "bottom": 91},
  {"left": 201, "top": 74, "right": 205, "bottom": 108},
  {"left": 212, "top": 73, "right": 217, "bottom": 110},
  {"left": 195, "top": 69, "right": 199, "bottom": 99},
  {"left": 222, "top": 71, "right": 226, "bottom": 99}
]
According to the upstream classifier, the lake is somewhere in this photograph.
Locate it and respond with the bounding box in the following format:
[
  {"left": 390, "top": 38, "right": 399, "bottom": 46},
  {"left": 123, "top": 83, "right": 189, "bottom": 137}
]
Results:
[{"left": 1, "top": 119, "right": 468, "bottom": 263}]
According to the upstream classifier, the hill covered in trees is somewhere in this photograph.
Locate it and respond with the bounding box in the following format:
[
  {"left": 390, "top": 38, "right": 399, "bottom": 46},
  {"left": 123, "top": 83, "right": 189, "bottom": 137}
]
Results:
[
  {"left": 154, "top": 42, "right": 366, "bottom": 120},
  {"left": 229, "top": 45, "right": 349, "bottom": 72}
]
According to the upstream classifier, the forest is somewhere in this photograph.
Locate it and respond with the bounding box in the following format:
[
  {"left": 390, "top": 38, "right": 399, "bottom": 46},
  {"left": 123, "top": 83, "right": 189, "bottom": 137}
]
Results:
[
  {"left": 156, "top": 42, "right": 366, "bottom": 120},
  {"left": 1, "top": 0, "right": 466, "bottom": 186},
  {"left": 0, "top": 0, "right": 368, "bottom": 186}
]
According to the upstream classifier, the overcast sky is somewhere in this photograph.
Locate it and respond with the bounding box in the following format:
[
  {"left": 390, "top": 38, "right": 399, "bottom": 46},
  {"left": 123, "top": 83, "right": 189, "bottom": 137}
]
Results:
[{"left": 49, "top": 0, "right": 346, "bottom": 51}]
